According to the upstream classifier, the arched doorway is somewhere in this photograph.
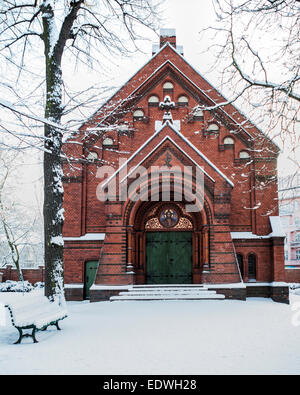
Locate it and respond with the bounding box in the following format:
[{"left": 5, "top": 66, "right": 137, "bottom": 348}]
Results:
[
  {"left": 127, "top": 201, "right": 210, "bottom": 285},
  {"left": 145, "top": 206, "right": 193, "bottom": 284}
]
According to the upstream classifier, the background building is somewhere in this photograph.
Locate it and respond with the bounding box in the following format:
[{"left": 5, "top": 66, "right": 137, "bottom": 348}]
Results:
[{"left": 279, "top": 174, "right": 300, "bottom": 283}]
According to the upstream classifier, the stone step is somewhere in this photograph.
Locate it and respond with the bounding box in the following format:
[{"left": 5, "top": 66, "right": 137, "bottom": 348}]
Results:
[
  {"left": 132, "top": 284, "right": 206, "bottom": 289},
  {"left": 110, "top": 294, "right": 225, "bottom": 301},
  {"left": 118, "top": 291, "right": 213, "bottom": 296},
  {"left": 110, "top": 284, "right": 226, "bottom": 301},
  {"left": 129, "top": 287, "right": 208, "bottom": 293}
]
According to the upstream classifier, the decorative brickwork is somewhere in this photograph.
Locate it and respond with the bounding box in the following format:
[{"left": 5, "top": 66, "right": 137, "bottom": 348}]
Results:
[{"left": 62, "top": 30, "right": 287, "bottom": 303}]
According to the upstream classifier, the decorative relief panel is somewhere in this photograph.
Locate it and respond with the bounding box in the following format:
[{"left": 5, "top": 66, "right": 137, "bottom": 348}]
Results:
[{"left": 145, "top": 205, "right": 193, "bottom": 230}]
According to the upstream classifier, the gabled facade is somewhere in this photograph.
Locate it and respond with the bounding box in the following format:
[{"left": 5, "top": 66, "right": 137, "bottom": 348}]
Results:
[{"left": 62, "top": 30, "right": 289, "bottom": 303}]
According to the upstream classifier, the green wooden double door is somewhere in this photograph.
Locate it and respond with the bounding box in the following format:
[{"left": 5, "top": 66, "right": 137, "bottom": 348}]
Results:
[{"left": 146, "top": 232, "right": 193, "bottom": 284}]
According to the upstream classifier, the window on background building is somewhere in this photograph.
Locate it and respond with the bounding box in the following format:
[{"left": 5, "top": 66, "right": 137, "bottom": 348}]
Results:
[
  {"left": 284, "top": 250, "right": 289, "bottom": 261},
  {"left": 296, "top": 250, "right": 300, "bottom": 260},
  {"left": 248, "top": 254, "right": 257, "bottom": 281},
  {"left": 133, "top": 109, "right": 144, "bottom": 120},
  {"left": 280, "top": 217, "right": 289, "bottom": 227},
  {"left": 224, "top": 137, "right": 235, "bottom": 145},
  {"left": 239, "top": 151, "right": 250, "bottom": 159},
  {"left": 148, "top": 96, "right": 159, "bottom": 106},
  {"left": 102, "top": 137, "right": 114, "bottom": 147},
  {"left": 296, "top": 233, "right": 300, "bottom": 242},
  {"left": 280, "top": 203, "right": 293, "bottom": 215}
]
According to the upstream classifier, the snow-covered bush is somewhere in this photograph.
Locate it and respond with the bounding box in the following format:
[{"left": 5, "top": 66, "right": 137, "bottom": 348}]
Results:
[
  {"left": 0, "top": 280, "right": 33, "bottom": 293},
  {"left": 33, "top": 282, "right": 45, "bottom": 289},
  {"left": 290, "top": 283, "right": 300, "bottom": 290}
]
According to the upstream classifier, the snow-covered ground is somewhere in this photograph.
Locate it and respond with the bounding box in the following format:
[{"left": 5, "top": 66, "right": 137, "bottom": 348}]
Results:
[{"left": 0, "top": 293, "right": 300, "bottom": 375}]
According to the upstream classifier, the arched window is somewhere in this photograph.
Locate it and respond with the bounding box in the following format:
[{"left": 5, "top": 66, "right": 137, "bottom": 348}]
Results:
[
  {"left": 102, "top": 137, "right": 114, "bottom": 147},
  {"left": 133, "top": 109, "right": 144, "bottom": 120},
  {"left": 86, "top": 151, "right": 98, "bottom": 161},
  {"left": 163, "top": 81, "right": 174, "bottom": 91},
  {"left": 178, "top": 95, "right": 189, "bottom": 106},
  {"left": 207, "top": 124, "right": 219, "bottom": 134},
  {"left": 224, "top": 137, "right": 235, "bottom": 145},
  {"left": 248, "top": 254, "right": 257, "bottom": 281},
  {"left": 239, "top": 151, "right": 250, "bottom": 159},
  {"left": 237, "top": 253, "right": 244, "bottom": 278},
  {"left": 148, "top": 95, "right": 159, "bottom": 106}
]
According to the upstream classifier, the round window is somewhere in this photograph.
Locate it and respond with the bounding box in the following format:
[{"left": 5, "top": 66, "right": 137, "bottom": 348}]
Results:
[{"left": 159, "top": 209, "right": 179, "bottom": 228}]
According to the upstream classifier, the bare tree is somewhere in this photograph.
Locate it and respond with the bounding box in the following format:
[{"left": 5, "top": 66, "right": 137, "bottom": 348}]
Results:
[
  {"left": 0, "top": 150, "right": 43, "bottom": 281},
  {"left": 0, "top": 0, "right": 161, "bottom": 302},
  {"left": 202, "top": 0, "right": 300, "bottom": 167}
]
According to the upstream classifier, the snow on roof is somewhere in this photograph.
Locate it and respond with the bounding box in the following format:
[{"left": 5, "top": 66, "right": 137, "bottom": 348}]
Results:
[
  {"left": 231, "top": 217, "right": 286, "bottom": 239},
  {"left": 231, "top": 232, "right": 270, "bottom": 240},
  {"left": 269, "top": 216, "right": 286, "bottom": 238},
  {"left": 63, "top": 233, "right": 105, "bottom": 241}
]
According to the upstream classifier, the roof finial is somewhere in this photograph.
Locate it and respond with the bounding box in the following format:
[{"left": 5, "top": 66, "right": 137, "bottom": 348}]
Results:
[{"left": 159, "top": 95, "right": 175, "bottom": 124}]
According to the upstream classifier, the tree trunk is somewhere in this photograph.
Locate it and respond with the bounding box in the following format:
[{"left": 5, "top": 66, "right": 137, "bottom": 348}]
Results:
[{"left": 42, "top": 7, "right": 65, "bottom": 302}]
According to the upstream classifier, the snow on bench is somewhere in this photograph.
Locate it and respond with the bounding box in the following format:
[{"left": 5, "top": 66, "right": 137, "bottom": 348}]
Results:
[{"left": 1, "top": 292, "right": 67, "bottom": 344}]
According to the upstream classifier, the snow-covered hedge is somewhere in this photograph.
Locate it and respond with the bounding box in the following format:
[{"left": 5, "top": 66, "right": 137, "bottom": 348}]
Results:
[
  {"left": 290, "top": 283, "right": 300, "bottom": 290},
  {"left": 289, "top": 283, "right": 300, "bottom": 296},
  {"left": 0, "top": 280, "right": 44, "bottom": 293}
]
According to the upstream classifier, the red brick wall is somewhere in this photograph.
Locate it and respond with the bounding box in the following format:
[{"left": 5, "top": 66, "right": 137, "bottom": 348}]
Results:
[
  {"left": 286, "top": 269, "right": 300, "bottom": 283},
  {"left": 63, "top": 241, "right": 103, "bottom": 284},
  {"left": 233, "top": 239, "right": 274, "bottom": 282},
  {"left": 1, "top": 266, "right": 45, "bottom": 284}
]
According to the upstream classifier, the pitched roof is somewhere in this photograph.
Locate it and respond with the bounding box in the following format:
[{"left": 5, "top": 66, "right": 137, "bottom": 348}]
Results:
[{"left": 82, "top": 41, "right": 278, "bottom": 150}]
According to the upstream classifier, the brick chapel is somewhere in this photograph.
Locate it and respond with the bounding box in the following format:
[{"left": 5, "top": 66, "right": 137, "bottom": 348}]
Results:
[{"left": 62, "top": 29, "right": 289, "bottom": 303}]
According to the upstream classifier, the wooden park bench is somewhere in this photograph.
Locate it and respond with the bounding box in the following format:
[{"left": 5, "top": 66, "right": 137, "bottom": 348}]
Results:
[{"left": 3, "top": 294, "right": 67, "bottom": 344}]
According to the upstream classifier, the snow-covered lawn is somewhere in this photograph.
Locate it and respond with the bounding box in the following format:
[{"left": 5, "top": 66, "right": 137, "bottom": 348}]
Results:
[{"left": 1, "top": 294, "right": 300, "bottom": 375}]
